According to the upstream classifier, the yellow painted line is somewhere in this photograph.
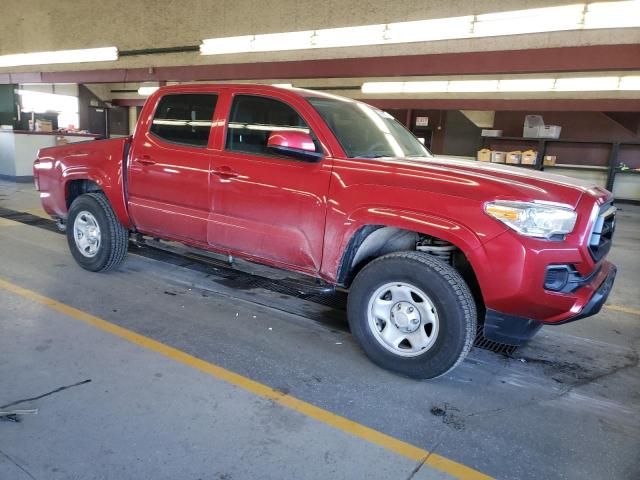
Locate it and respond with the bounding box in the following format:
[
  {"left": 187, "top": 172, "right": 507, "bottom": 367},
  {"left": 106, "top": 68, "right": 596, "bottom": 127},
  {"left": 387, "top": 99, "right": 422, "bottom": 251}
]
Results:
[
  {"left": 605, "top": 304, "right": 640, "bottom": 316},
  {"left": 0, "top": 276, "right": 491, "bottom": 480},
  {"left": 21, "top": 208, "right": 50, "bottom": 220},
  {"left": 0, "top": 218, "right": 20, "bottom": 227},
  {"left": 0, "top": 208, "right": 48, "bottom": 225}
]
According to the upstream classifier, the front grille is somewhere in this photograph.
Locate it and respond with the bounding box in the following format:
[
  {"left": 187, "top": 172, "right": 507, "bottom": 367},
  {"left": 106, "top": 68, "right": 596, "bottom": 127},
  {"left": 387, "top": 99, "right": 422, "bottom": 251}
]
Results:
[{"left": 588, "top": 203, "right": 616, "bottom": 262}]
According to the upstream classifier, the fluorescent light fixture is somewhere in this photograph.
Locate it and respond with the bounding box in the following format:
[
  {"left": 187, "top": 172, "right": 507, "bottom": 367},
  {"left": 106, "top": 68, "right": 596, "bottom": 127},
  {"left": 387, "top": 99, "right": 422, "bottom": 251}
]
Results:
[
  {"left": 311, "top": 25, "right": 387, "bottom": 48},
  {"left": 619, "top": 76, "right": 640, "bottom": 90},
  {"left": 403, "top": 81, "right": 449, "bottom": 93},
  {"left": 448, "top": 80, "right": 499, "bottom": 92},
  {"left": 473, "top": 4, "right": 584, "bottom": 37},
  {"left": 201, "top": 25, "right": 387, "bottom": 54},
  {"left": 362, "top": 80, "right": 500, "bottom": 94},
  {"left": 362, "top": 80, "right": 498, "bottom": 94},
  {"left": 138, "top": 86, "right": 160, "bottom": 96},
  {"left": 584, "top": 1, "right": 640, "bottom": 29},
  {"left": 0, "top": 47, "right": 117, "bottom": 68},
  {"left": 497, "top": 78, "right": 556, "bottom": 92},
  {"left": 201, "top": 31, "right": 317, "bottom": 54},
  {"left": 362, "top": 75, "right": 640, "bottom": 94},
  {"left": 201, "top": 3, "right": 640, "bottom": 55},
  {"left": 385, "top": 16, "right": 474, "bottom": 43},
  {"left": 554, "top": 76, "right": 620, "bottom": 91},
  {"left": 254, "top": 31, "right": 315, "bottom": 51},
  {"left": 361, "top": 82, "right": 406, "bottom": 94},
  {"left": 201, "top": 35, "right": 256, "bottom": 55},
  {"left": 361, "top": 81, "right": 449, "bottom": 94}
]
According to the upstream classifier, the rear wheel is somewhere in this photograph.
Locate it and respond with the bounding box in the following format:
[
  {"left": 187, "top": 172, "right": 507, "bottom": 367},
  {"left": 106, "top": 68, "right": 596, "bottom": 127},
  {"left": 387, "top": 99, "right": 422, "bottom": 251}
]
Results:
[
  {"left": 347, "top": 251, "right": 476, "bottom": 379},
  {"left": 66, "top": 193, "right": 128, "bottom": 272}
]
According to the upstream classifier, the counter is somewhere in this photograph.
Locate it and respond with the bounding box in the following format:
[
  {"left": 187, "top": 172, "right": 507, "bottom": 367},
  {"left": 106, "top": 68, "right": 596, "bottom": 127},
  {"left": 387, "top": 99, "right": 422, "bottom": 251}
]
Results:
[{"left": 0, "top": 130, "right": 100, "bottom": 182}]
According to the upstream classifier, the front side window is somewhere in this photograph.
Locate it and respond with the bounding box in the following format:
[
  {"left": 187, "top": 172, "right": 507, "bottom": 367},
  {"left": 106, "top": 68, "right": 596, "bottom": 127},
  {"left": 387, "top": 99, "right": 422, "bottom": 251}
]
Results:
[
  {"left": 225, "top": 95, "right": 316, "bottom": 156},
  {"left": 307, "top": 96, "right": 430, "bottom": 159},
  {"left": 150, "top": 93, "right": 218, "bottom": 147}
]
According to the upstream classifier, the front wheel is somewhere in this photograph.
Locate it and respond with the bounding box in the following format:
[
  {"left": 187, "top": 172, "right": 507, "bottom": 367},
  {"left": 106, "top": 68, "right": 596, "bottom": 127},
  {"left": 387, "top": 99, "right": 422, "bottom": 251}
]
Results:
[
  {"left": 347, "top": 251, "right": 476, "bottom": 379},
  {"left": 66, "top": 193, "right": 129, "bottom": 272}
]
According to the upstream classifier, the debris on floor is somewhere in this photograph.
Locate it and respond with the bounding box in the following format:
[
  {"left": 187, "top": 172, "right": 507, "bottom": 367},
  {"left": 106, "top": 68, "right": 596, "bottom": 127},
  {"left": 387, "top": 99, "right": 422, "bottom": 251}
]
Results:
[
  {"left": 0, "top": 379, "right": 92, "bottom": 414},
  {"left": 0, "top": 409, "right": 38, "bottom": 422}
]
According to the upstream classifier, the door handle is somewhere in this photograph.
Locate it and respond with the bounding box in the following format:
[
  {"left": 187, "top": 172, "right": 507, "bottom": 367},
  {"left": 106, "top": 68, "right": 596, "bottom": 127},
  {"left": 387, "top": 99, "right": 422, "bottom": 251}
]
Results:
[
  {"left": 212, "top": 166, "right": 239, "bottom": 178},
  {"left": 136, "top": 155, "right": 156, "bottom": 166}
]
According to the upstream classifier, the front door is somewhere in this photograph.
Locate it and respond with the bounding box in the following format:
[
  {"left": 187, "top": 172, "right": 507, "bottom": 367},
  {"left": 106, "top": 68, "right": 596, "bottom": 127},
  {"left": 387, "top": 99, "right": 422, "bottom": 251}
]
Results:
[
  {"left": 127, "top": 92, "right": 219, "bottom": 243},
  {"left": 208, "top": 93, "right": 332, "bottom": 272}
]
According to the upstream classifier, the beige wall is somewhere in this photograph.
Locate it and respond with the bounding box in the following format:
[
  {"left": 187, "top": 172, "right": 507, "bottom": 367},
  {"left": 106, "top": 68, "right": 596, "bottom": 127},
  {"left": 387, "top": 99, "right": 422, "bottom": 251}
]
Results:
[{"left": 2, "top": 0, "right": 639, "bottom": 73}]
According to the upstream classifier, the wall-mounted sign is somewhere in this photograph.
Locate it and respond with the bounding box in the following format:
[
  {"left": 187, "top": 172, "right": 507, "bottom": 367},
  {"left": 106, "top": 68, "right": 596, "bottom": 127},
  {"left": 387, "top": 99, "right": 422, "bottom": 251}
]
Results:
[{"left": 415, "top": 116, "right": 429, "bottom": 127}]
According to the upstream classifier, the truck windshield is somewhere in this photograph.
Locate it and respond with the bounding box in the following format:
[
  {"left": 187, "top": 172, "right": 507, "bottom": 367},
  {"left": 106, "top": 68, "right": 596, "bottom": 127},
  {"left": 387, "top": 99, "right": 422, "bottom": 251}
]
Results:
[{"left": 307, "top": 97, "right": 431, "bottom": 159}]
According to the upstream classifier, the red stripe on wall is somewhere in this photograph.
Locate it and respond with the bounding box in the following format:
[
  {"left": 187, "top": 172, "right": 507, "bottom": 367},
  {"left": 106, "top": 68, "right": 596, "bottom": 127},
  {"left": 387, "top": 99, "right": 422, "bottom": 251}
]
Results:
[
  {"left": 114, "top": 97, "right": 640, "bottom": 112},
  {"left": 365, "top": 99, "right": 640, "bottom": 112},
  {"left": 3, "top": 44, "right": 640, "bottom": 85}
]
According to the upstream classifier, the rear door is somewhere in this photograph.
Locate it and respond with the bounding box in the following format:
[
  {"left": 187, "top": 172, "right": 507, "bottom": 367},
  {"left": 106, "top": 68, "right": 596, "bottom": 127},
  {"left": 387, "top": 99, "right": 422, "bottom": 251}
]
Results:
[
  {"left": 128, "top": 92, "right": 219, "bottom": 243},
  {"left": 207, "top": 92, "right": 333, "bottom": 272}
]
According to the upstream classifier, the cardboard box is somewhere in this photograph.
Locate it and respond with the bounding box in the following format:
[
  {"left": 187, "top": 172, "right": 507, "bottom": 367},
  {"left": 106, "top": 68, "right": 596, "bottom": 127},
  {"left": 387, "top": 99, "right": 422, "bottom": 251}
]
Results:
[
  {"left": 543, "top": 155, "right": 557, "bottom": 166},
  {"left": 506, "top": 151, "right": 522, "bottom": 164},
  {"left": 477, "top": 148, "right": 491, "bottom": 162},
  {"left": 35, "top": 120, "right": 53, "bottom": 132},
  {"left": 481, "top": 129, "right": 503, "bottom": 137},
  {"left": 521, "top": 150, "right": 537, "bottom": 165},
  {"left": 490, "top": 151, "right": 506, "bottom": 163}
]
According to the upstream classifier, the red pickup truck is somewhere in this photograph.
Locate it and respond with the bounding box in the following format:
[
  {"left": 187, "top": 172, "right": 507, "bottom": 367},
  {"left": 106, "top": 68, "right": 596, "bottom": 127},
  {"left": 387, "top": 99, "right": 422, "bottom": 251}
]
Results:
[{"left": 33, "top": 84, "right": 617, "bottom": 378}]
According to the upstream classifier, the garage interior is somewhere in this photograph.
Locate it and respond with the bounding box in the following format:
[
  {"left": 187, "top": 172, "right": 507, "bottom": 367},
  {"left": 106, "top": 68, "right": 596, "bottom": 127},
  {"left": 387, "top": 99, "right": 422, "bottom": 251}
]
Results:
[{"left": 1, "top": 1, "right": 639, "bottom": 479}]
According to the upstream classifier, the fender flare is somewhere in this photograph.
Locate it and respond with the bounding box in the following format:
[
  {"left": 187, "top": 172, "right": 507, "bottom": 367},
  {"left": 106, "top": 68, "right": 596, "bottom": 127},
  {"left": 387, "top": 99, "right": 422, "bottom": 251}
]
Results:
[
  {"left": 62, "top": 166, "right": 132, "bottom": 228},
  {"left": 331, "top": 206, "right": 483, "bottom": 285}
]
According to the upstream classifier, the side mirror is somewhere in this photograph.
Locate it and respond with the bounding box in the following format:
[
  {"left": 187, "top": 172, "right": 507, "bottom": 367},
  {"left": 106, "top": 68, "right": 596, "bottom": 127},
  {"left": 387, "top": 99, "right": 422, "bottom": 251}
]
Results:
[{"left": 267, "top": 130, "right": 323, "bottom": 162}]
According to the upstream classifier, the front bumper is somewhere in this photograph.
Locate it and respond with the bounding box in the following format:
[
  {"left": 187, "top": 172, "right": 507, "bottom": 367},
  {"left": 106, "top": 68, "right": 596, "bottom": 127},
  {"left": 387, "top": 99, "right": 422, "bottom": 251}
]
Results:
[
  {"left": 470, "top": 215, "right": 617, "bottom": 324},
  {"left": 562, "top": 263, "right": 617, "bottom": 323},
  {"left": 483, "top": 264, "right": 617, "bottom": 346}
]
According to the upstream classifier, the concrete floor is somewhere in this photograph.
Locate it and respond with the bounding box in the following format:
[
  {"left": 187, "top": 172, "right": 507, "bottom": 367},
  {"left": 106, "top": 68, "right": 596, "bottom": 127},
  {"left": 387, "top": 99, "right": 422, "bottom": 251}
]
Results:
[{"left": 0, "top": 180, "right": 639, "bottom": 480}]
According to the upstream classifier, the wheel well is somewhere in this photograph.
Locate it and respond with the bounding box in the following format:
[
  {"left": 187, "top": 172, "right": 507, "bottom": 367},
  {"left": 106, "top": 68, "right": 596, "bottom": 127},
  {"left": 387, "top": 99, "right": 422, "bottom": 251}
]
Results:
[
  {"left": 338, "top": 226, "right": 484, "bottom": 311},
  {"left": 66, "top": 179, "right": 102, "bottom": 209}
]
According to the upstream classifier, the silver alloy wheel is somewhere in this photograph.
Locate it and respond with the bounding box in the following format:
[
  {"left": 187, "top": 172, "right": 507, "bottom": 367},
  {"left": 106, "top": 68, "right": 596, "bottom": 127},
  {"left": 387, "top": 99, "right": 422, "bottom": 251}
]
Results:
[
  {"left": 73, "top": 211, "right": 102, "bottom": 258},
  {"left": 367, "top": 282, "right": 439, "bottom": 357}
]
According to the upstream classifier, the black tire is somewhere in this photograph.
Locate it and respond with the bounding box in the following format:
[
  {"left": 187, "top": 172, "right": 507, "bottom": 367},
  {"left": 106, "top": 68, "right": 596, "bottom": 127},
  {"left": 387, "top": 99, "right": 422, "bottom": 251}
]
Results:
[
  {"left": 347, "top": 251, "right": 476, "bottom": 379},
  {"left": 66, "top": 193, "right": 129, "bottom": 272}
]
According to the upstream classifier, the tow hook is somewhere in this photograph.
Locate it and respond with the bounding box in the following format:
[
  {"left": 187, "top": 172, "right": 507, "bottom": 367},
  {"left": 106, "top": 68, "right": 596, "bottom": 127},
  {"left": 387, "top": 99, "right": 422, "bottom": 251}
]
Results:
[{"left": 56, "top": 218, "right": 66, "bottom": 232}]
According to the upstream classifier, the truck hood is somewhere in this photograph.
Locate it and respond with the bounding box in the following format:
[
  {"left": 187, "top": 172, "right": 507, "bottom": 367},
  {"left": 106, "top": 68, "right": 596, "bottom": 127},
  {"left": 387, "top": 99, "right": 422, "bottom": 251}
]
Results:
[{"left": 381, "top": 155, "right": 610, "bottom": 208}]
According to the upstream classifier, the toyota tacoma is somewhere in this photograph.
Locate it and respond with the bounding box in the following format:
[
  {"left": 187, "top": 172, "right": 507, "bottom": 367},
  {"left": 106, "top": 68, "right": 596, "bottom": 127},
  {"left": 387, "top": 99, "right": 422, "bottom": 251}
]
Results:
[{"left": 33, "top": 84, "right": 617, "bottom": 378}]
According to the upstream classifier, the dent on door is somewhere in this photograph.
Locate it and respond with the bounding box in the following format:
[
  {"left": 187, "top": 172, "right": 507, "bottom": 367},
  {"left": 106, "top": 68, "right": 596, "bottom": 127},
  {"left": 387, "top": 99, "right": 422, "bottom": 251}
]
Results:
[{"left": 207, "top": 155, "right": 331, "bottom": 271}]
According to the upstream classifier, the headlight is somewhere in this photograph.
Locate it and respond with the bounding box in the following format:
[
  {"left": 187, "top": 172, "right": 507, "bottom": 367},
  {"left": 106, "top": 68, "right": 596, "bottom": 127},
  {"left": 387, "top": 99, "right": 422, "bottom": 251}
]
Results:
[{"left": 484, "top": 200, "right": 577, "bottom": 239}]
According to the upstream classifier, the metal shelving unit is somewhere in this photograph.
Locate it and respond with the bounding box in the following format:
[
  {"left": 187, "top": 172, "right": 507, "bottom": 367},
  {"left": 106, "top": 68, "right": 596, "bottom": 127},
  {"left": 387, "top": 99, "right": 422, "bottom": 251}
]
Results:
[{"left": 481, "top": 136, "right": 640, "bottom": 191}]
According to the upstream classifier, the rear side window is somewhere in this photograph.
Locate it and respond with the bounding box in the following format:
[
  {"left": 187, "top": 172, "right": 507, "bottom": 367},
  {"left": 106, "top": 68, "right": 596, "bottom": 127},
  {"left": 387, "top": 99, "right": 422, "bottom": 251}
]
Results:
[
  {"left": 225, "top": 95, "right": 314, "bottom": 156},
  {"left": 150, "top": 94, "right": 218, "bottom": 147}
]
